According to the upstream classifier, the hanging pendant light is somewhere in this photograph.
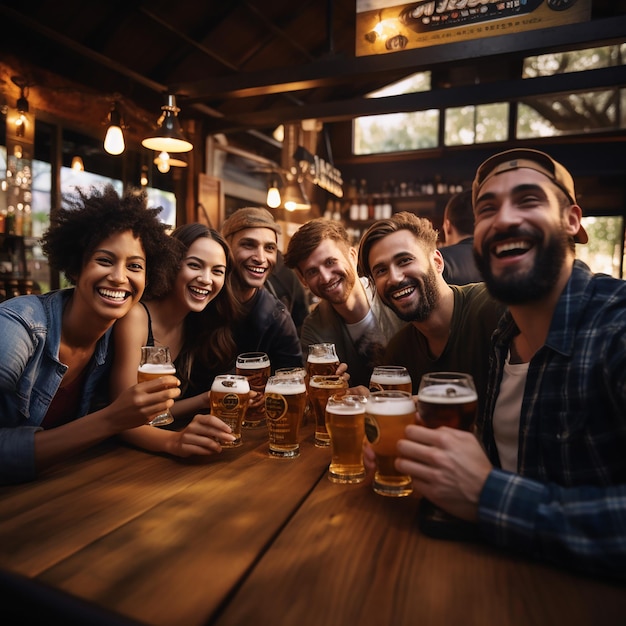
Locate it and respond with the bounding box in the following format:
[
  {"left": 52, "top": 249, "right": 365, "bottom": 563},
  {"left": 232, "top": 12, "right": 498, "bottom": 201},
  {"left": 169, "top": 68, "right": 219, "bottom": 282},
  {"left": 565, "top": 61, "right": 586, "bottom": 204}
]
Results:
[
  {"left": 104, "top": 103, "right": 125, "bottom": 155},
  {"left": 266, "top": 175, "right": 281, "bottom": 209},
  {"left": 142, "top": 94, "right": 193, "bottom": 153}
]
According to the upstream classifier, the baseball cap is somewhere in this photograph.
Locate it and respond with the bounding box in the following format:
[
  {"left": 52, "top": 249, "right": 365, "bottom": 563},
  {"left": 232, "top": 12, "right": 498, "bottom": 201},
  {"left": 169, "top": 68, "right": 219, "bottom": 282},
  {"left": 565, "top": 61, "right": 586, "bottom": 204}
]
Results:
[
  {"left": 221, "top": 207, "right": 282, "bottom": 240},
  {"left": 472, "top": 148, "right": 587, "bottom": 244}
]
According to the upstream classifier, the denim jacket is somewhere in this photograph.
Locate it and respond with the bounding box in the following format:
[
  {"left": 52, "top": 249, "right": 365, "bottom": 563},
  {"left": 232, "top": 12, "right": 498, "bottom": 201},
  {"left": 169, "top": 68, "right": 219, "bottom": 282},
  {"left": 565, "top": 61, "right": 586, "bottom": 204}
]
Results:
[{"left": 0, "top": 289, "right": 112, "bottom": 483}]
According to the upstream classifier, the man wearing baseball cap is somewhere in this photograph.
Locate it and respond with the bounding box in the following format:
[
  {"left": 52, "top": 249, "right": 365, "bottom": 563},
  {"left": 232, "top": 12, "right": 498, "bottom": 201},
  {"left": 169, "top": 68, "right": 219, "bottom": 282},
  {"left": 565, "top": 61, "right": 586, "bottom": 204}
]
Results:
[
  {"left": 395, "top": 148, "right": 626, "bottom": 581},
  {"left": 221, "top": 207, "right": 302, "bottom": 372}
]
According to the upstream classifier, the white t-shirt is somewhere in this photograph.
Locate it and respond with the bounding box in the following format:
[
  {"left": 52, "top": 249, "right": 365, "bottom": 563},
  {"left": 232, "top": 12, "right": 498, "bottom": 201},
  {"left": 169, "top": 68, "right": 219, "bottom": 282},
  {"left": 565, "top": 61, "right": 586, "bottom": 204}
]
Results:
[{"left": 492, "top": 350, "right": 528, "bottom": 472}]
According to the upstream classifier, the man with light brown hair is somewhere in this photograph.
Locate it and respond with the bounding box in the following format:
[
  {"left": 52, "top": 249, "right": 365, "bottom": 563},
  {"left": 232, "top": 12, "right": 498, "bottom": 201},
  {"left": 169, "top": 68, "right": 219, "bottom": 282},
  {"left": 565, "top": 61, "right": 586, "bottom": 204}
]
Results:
[{"left": 284, "top": 218, "right": 405, "bottom": 387}]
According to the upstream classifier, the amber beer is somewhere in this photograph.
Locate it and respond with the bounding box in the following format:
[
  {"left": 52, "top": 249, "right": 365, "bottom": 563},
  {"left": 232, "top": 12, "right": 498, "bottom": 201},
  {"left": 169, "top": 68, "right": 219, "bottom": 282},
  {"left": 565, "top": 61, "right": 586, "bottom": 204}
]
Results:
[
  {"left": 369, "top": 366, "right": 412, "bottom": 393},
  {"left": 417, "top": 373, "right": 478, "bottom": 432},
  {"left": 306, "top": 343, "right": 340, "bottom": 379},
  {"left": 138, "top": 345, "right": 176, "bottom": 427},
  {"left": 210, "top": 374, "right": 250, "bottom": 447},
  {"left": 365, "top": 390, "right": 416, "bottom": 497},
  {"left": 308, "top": 375, "right": 348, "bottom": 447},
  {"left": 236, "top": 352, "right": 271, "bottom": 427},
  {"left": 264, "top": 373, "right": 307, "bottom": 458},
  {"left": 325, "top": 394, "right": 367, "bottom": 484}
]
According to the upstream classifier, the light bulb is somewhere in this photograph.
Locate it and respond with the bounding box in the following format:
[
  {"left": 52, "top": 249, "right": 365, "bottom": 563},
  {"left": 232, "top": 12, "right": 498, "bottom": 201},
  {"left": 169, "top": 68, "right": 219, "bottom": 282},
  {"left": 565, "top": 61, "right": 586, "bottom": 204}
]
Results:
[
  {"left": 266, "top": 186, "right": 281, "bottom": 209},
  {"left": 104, "top": 124, "right": 125, "bottom": 155},
  {"left": 71, "top": 156, "right": 84, "bottom": 172},
  {"left": 156, "top": 151, "right": 170, "bottom": 173}
]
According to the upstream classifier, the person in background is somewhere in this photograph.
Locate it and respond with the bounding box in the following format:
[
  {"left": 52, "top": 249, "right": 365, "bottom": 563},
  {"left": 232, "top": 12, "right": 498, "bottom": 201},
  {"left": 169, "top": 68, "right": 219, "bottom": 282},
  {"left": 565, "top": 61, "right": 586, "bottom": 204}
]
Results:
[
  {"left": 284, "top": 218, "right": 406, "bottom": 388},
  {"left": 0, "top": 185, "right": 181, "bottom": 484},
  {"left": 358, "top": 211, "right": 504, "bottom": 411},
  {"left": 111, "top": 223, "right": 240, "bottom": 457},
  {"left": 266, "top": 249, "right": 310, "bottom": 335},
  {"left": 395, "top": 148, "right": 626, "bottom": 581},
  {"left": 221, "top": 207, "right": 302, "bottom": 372},
  {"left": 439, "top": 189, "right": 482, "bottom": 285}
]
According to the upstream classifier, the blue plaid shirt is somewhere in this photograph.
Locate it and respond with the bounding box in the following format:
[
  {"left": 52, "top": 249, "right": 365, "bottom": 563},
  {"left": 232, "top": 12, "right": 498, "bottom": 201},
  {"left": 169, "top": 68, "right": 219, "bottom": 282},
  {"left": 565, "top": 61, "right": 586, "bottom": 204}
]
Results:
[{"left": 477, "top": 260, "right": 626, "bottom": 581}]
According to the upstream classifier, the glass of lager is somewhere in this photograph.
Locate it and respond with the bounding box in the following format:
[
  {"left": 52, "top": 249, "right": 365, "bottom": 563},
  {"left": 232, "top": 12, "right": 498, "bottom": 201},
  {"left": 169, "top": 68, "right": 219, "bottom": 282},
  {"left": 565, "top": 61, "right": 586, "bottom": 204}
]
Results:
[
  {"left": 137, "top": 346, "right": 177, "bottom": 427},
  {"left": 369, "top": 365, "right": 412, "bottom": 393},
  {"left": 416, "top": 372, "right": 479, "bottom": 540},
  {"left": 325, "top": 393, "right": 367, "bottom": 484},
  {"left": 365, "top": 390, "right": 416, "bottom": 497},
  {"left": 306, "top": 343, "right": 340, "bottom": 379},
  {"left": 210, "top": 374, "right": 251, "bottom": 447},
  {"left": 309, "top": 375, "right": 348, "bottom": 447},
  {"left": 264, "top": 372, "right": 307, "bottom": 458},
  {"left": 236, "top": 352, "right": 271, "bottom": 428}
]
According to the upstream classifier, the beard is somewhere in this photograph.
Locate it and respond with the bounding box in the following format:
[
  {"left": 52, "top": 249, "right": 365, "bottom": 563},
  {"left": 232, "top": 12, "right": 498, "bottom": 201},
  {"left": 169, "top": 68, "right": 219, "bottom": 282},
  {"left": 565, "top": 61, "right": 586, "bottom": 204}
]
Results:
[
  {"left": 318, "top": 268, "right": 357, "bottom": 306},
  {"left": 384, "top": 266, "right": 440, "bottom": 322},
  {"left": 473, "top": 228, "right": 569, "bottom": 305}
]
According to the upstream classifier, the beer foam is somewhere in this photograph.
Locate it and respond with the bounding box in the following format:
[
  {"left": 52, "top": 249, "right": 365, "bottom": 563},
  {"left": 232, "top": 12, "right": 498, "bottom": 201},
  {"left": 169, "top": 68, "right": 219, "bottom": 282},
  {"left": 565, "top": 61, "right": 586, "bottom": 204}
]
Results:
[
  {"left": 211, "top": 376, "right": 250, "bottom": 393},
  {"left": 326, "top": 404, "right": 364, "bottom": 416},
  {"left": 265, "top": 381, "right": 306, "bottom": 395},
  {"left": 138, "top": 363, "right": 176, "bottom": 375},
  {"left": 236, "top": 359, "right": 269, "bottom": 370},
  {"left": 418, "top": 384, "right": 478, "bottom": 404},
  {"left": 307, "top": 354, "right": 339, "bottom": 364},
  {"left": 365, "top": 398, "right": 415, "bottom": 416},
  {"left": 370, "top": 374, "right": 411, "bottom": 385},
  {"left": 309, "top": 377, "right": 344, "bottom": 388}
]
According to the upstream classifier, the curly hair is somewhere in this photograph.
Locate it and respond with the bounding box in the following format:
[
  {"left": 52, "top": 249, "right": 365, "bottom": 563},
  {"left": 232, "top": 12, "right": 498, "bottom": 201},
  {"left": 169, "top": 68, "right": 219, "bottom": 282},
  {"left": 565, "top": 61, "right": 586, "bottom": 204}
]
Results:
[
  {"left": 358, "top": 212, "right": 439, "bottom": 278},
  {"left": 284, "top": 218, "right": 352, "bottom": 272},
  {"left": 153, "top": 223, "right": 242, "bottom": 390},
  {"left": 41, "top": 185, "right": 179, "bottom": 299}
]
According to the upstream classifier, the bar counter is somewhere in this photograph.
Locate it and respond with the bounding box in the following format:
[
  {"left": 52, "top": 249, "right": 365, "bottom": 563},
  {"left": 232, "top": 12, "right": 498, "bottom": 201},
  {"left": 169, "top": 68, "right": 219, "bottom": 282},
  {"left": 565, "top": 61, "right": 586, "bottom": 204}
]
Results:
[{"left": 1, "top": 424, "right": 624, "bottom": 625}]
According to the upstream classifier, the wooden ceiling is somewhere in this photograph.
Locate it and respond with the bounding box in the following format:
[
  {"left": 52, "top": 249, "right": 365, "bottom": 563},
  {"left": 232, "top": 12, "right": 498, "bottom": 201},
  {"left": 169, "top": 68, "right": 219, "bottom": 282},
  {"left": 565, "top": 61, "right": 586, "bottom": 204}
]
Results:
[{"left": 0, "top": 0, "right": 625, "bottom": 161}]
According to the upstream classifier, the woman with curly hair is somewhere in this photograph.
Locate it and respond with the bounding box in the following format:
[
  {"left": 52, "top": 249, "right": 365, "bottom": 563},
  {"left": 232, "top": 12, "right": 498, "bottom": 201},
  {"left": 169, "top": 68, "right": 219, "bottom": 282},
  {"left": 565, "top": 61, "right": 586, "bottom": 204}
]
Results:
[
  {"left": 111, "top": 223, "right": 242, "bottom": 458},
  {"left": 0, "top": 185, "right": 182, "bottom": 484}
]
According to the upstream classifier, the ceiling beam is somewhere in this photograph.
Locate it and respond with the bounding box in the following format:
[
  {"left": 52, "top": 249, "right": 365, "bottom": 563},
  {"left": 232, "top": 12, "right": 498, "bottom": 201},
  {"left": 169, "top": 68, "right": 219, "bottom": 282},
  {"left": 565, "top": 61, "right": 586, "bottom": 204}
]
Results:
[
  {"left": 204, "top": 64, "right": 626, "bottom": 132},
  {"left": 175, "top": 15, "right": 626, "bottom": 102}
]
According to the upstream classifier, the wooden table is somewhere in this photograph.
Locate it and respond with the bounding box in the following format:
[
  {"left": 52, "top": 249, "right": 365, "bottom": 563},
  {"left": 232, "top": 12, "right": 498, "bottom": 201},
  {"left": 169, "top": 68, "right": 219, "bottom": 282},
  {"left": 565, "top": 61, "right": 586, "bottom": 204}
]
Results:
[{"left": 1, "top": 425, "right": 624, "bottom": 626}]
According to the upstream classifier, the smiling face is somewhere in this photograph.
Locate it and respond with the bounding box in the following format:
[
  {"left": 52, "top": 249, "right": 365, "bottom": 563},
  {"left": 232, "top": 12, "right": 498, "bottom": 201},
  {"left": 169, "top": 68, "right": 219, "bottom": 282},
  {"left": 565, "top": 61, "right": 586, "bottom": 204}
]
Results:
[
  {"left": 367, "top": 229, "right": 442, "bottom": 323},
  {"left": 173, "top": 237, "right": 227, "bottom": 313},
  {"left": 229, "top": 227, "right": 278, "bottom": 299},
  {"left": 74, "top": 230, "right": 146, "bottom": 322},
  {"left": 297, "top": 238, "right": 357, "bottom": 305},
  {"left": 472, "top": 168, "right": 580, "bottom": 305}
]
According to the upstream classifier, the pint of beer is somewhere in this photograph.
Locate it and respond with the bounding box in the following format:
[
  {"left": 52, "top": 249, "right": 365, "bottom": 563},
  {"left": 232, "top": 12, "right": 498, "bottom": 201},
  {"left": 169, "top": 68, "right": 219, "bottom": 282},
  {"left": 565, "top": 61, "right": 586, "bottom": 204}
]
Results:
[
  {"left": 364, "top": 390, "right": 416, "bottom": 497},
  {"left": 309, "top": 375, "right": 348, "bottom": 447},
  {"left": 417, "top": 372, "right": 477, "bottom": 431},
  {"left": 369, "top": 365, "right": 412, "bottom": 394},
  {"left": 236, "top": 352, "right": 271, "bottom": 428},
  {"left": 138, "top": 346, "right": 177, "bottom": 427},
  {"left": 416, "top": 372, "right": 480, "bottom": 541},
  {"left": 306, "top": 343, "right": 340, "bottom": 379},
  {"left": 264, "top": 373, "right": 307, "bottom": 458},
  {"left": 210, "top": 374, "right": 251, "bottom": 447},
  {"left": 325, "top": 394, "right": 367, "bottom": 484}
]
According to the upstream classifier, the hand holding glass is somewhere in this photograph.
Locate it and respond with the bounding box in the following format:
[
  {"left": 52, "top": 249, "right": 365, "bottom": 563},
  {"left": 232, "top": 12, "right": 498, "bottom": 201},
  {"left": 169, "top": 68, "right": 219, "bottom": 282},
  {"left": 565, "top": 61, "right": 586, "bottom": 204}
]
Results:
[
  {"left": 210, "top": 374, "right": 250, "bottom": 447},
  {"left": 236, "top": 352, "right": 271, "bottom": 428},
  {"left": 416, "top": 372, "right": 479, "bottom": 539},
  {"left": 309, "top": 374, "right": 348, "bottom": 447},
  {"left": 137, "top": 346, "right": 176, "bottom": 427}
]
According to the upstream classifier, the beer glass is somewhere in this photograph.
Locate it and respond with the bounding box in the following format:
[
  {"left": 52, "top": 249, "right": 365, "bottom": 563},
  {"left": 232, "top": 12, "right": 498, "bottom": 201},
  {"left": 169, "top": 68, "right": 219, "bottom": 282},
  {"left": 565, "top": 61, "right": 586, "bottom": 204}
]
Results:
[
  {"left": 236, "top": 352, "right": 271, "bottom": 428},
  {"left": 137, "top": 346, "right": 176, "bottom": 427},
  {"left": 416, "top": 372, "right": 479, "bottom": 540},
  {"left": 325, "top": 393, "right": 367, "bottom": 484},
  {"left": 309, "top": 374, "right": 348, "bottom": 447},
  {"left": 369, "top": 365, "right": 412, "bottom": 393},
  {"left": 306, "top": 343, "right": 340, "bottom": 379},
  {"left": 364, "top": 390, "right": 416, "bottom": 497},
  {"left": 210, "top": 374, "right": 250, "bottom": 447},
  {"left": 264, "top": 372, "right": 307, "bottom": 458}
]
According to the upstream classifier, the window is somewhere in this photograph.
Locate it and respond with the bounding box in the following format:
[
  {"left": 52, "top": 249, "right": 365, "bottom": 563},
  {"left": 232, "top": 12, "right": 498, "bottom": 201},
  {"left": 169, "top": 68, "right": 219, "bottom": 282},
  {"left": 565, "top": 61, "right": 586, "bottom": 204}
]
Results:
[{"left": 445, "top": 103, "right": 509, "bottom": 146}]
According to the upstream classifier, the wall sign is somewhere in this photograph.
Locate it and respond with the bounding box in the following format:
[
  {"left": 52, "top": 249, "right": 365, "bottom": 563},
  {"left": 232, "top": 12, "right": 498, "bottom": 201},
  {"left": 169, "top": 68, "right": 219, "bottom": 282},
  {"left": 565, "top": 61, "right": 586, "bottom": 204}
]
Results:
[{"left": 356, "top": 0, "right": 592, "bottom": 56}]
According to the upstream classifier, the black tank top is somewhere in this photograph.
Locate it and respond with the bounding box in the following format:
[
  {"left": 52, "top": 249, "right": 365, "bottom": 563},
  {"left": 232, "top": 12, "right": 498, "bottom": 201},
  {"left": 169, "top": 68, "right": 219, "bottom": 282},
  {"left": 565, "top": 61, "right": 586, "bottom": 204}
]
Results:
[{"left": 141, "top": 302, "right": 155, "bottom": 347}]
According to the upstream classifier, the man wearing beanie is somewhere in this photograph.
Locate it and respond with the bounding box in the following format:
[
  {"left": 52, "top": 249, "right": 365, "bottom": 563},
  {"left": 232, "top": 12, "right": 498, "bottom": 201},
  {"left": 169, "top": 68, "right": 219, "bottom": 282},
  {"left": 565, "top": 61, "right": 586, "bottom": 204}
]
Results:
[
  {"left": 391, "top": 148, "right": 626, "bottom": 581},
  {"left": 221, "top": 207, "right": 302, "bottom": 373}
]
